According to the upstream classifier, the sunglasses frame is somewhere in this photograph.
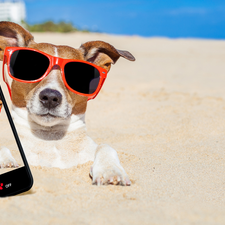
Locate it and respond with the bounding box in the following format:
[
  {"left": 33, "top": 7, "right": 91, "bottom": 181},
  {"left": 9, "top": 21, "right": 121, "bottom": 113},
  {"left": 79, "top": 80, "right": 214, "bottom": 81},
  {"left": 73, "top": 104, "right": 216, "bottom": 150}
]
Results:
[{"left": 3, "top": 47, "right": 108, "bottom": 100}]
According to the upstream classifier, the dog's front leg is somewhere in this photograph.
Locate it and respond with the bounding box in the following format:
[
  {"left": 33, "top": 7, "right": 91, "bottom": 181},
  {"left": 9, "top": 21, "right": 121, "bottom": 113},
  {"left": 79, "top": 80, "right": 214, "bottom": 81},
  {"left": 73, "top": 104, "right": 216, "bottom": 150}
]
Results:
[{"left": 90, "top": 144, "right": 131, "bottom": 186}]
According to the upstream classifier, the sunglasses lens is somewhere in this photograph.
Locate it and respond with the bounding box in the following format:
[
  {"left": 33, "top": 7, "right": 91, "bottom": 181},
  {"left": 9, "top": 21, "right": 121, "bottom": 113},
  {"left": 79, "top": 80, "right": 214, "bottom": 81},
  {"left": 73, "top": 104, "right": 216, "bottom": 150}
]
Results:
[
  {"left": 10, "top": 50, "right": 50, "bottom": 81},
  {"left": 64, "top": 62, "right": 100, "bottom": 94}
]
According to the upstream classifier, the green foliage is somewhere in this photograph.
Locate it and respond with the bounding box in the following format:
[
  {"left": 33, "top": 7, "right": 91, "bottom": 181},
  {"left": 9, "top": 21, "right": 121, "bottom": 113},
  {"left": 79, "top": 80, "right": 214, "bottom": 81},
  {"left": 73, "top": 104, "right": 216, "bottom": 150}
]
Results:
[{"left": 23, "top": 21, "right": 88, "bottom": 33}]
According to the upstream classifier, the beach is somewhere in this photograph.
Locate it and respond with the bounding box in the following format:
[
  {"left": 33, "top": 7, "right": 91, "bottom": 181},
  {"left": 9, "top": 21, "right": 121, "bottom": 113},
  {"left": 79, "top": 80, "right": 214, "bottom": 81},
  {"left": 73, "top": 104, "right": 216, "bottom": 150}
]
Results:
[{"left": 0, "top": 32, "right": 225, "bottom": 224}]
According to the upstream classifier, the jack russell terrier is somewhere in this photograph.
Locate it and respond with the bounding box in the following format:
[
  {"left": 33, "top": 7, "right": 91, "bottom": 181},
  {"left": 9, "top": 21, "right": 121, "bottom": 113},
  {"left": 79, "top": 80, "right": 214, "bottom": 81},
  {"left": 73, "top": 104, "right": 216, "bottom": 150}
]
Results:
[{"left": 0, "top": 21, "right": 135, "bottom": 186}]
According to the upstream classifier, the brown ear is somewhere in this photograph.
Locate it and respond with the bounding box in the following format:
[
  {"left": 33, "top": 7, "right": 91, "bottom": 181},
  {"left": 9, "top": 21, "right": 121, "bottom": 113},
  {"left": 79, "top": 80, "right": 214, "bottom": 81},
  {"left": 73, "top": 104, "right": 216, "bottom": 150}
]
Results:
[
  {"left": 0, "top": 21, "right": 34, "bottom": 60},
  {"left": 79, "top": 41, "right": 135, "bottom": 72}
]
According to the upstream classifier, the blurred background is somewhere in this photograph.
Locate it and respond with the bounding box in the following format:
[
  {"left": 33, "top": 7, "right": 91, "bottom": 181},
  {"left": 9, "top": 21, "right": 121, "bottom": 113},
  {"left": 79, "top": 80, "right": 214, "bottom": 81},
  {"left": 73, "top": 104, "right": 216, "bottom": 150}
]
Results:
[{"left": 0, "top": 0, "right": 225, "bottom": 38}]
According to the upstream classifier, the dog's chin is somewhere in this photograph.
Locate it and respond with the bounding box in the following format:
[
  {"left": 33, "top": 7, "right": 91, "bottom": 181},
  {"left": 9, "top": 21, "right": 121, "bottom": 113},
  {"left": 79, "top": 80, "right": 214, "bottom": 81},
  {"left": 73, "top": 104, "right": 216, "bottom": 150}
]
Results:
[{"left": 30, "top": 113, "right": 67, "bottom": 127}]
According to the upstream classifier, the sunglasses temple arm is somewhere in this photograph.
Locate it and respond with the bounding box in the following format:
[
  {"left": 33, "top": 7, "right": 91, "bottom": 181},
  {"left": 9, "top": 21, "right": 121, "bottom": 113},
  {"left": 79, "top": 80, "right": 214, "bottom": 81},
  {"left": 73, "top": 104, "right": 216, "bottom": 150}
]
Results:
[{"left": 90, "top": 78, "right": 106, "bottom": 101}]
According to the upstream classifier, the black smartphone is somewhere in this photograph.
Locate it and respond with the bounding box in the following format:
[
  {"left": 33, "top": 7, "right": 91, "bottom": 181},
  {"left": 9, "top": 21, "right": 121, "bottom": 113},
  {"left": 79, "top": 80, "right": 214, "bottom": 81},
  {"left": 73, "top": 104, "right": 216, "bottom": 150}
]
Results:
[{"left": 0, "top": 85, "right": 33, "bottom": 197}]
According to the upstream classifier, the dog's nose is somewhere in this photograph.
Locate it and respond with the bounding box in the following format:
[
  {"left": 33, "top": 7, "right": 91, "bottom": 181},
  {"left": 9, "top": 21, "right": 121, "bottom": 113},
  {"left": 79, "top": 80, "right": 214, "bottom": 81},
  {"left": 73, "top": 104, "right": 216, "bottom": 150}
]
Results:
[{"left": 39, "top": 88, "right": 62, "bottom": 109}]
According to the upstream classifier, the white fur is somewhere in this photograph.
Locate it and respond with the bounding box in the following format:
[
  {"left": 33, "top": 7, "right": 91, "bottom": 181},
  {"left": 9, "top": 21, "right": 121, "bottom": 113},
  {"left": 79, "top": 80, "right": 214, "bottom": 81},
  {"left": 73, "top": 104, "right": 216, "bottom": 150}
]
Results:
[
  {"left": 50, "top": 146, "right": 66, "bottom": 168},
  {"left": 3, "top": 64, "right": 13, "bottom": 88},
  {"left": 17, "top": 34, "right": 25, "bottom": 47},
  {"left": 67, "top": 114, "right": 86, "bottom": 132},
  {"left": 11, "top": 105, "right": 30, "bottom": 128},
  {"left": 0, "top": 146, "right": 18, "bottom": 168},
  {"left": 85, "top": 47, "right": 98, "bottom": 60},
  {"left": 11, "top": 103, "right": 95, "bottom": 168},
  {"left": 54, "top": 47, "right": 58, "bottom": 57},
  {"left": 91, "top": 144, "right": 131, "bottom": 185}
]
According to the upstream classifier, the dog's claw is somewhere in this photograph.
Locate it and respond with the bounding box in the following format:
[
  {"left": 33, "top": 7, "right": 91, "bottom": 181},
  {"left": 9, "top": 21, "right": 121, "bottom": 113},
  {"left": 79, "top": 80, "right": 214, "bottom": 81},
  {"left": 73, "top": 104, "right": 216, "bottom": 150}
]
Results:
[
  {"left": 125, "top": 178, "right": 131, "bottom": 186},
  {"left": 126, "top": 180, "right": 131, "bottom": 186},
  {"left": 0, "top": 161, "right": 19, "bottom": 169},
  {"left": 93, "top": 174, "right": 131, "bottom": 186},
  {"left": 91, "top": 171, "right": 131, "bottom": 186}
]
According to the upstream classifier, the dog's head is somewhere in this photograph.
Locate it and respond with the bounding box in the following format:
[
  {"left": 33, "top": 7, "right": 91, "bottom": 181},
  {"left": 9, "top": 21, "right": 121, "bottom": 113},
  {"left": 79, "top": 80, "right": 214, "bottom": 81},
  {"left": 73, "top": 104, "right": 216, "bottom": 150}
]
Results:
[{"left": 0, "top": 22, "right": 135, "bottom": 127}]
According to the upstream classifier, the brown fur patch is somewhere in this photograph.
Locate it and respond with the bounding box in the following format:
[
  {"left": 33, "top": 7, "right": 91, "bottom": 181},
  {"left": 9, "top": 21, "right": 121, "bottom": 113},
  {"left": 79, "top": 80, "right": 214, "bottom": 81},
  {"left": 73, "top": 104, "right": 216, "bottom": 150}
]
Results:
[
  {"left": 92, "top": 52, "right": 113, "bottom": 72},
  {"left": 80, "top": 41, "right": 120, "bottom": 63},
  {"left": 28, "top": 43, "right": 55, "bottom": 56},
  {"left": 71, "top": 94, "right": 88, "bottom": 115},
  {"left": 57, "top": 45, "right": 84, "bottom": 60},
  {"left": 11, "top": 81, "right": 38, "bottom": 108},
  {"left": 80, "top": 40, "right": 135, "bottom": 64},
  {"left": 0, "top": 21, "right": 34, "bottom": 60}
]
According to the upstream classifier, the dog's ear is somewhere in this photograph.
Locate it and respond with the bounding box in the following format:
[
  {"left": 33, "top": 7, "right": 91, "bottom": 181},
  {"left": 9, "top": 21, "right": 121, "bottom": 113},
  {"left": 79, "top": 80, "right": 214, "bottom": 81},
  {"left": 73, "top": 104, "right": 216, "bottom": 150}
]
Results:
[
  {"left": 79, "top": 41, "right": 135, "bottom": 72},
  {"left": 0, "top": 21, "right": 34, "bottom": 60}
]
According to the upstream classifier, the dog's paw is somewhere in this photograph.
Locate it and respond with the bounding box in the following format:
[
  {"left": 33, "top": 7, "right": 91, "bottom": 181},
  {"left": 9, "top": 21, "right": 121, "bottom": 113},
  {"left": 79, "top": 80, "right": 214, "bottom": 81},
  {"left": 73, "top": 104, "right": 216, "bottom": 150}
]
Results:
[
  {"left": 90, "top": 164, "right": 131, "bottom": 186},
  {"left": 0, "top": 147, "right": 19, "bottom": 168},
  {"left": 90, "top": 144, "right": 131, "bottom": 186}
]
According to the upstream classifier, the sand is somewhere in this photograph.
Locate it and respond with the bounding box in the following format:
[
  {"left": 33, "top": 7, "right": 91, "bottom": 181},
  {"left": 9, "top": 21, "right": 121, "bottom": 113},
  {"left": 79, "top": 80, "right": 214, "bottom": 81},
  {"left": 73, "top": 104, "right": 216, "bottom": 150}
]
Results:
[{"left": 0, "top": 32, "right": 225, "bottom": 224}]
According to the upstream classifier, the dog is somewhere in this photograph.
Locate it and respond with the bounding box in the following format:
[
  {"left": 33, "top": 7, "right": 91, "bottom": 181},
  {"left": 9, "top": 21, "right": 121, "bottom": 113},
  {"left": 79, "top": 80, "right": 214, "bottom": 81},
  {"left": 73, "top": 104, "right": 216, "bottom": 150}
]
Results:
[{"left": 0, "top": 21, "right": 135, "bottom": 185}]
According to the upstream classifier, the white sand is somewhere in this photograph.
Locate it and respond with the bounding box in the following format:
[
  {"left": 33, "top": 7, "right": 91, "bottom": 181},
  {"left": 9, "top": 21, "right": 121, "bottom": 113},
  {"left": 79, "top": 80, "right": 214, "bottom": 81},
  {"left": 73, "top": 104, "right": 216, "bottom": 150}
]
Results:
[{"left": 0, "top": 32, "right": 225, "bottom": 224}]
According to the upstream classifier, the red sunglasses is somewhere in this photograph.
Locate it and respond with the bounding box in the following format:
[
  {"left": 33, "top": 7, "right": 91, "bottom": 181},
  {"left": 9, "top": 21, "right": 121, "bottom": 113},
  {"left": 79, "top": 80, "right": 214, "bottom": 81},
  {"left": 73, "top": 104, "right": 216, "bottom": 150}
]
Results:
[{"left": 3, "top": 47, "right": 108, "bottom": 100}]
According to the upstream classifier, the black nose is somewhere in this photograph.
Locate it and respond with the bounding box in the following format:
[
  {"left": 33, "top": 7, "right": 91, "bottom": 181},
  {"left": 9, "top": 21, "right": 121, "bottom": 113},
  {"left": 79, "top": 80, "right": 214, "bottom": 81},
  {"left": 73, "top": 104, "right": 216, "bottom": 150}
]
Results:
[{"left": 39, "top": 88, "right": 62, "bottom": 109}]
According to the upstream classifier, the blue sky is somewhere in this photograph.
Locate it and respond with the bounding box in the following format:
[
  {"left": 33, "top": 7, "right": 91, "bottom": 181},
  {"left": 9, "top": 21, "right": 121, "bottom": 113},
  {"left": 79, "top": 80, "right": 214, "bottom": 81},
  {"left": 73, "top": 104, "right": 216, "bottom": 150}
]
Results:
[{"left": 24, "top": 0, "right": 225, "bottom": 39}]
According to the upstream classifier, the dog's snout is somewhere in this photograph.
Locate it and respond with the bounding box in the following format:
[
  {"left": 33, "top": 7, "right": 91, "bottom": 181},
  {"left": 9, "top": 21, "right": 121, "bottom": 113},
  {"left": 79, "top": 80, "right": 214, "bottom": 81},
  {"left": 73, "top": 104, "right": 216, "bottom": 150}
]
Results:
[{"left": 39, "top": 88, "right": 62, "bottom": 109}]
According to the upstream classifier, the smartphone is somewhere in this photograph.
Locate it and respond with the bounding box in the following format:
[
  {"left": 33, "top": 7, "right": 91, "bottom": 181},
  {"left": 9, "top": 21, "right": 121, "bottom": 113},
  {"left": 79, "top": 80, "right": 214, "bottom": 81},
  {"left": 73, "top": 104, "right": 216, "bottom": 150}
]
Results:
[{"left": 0, "top": 85, "right": 33, "bottom": 197}]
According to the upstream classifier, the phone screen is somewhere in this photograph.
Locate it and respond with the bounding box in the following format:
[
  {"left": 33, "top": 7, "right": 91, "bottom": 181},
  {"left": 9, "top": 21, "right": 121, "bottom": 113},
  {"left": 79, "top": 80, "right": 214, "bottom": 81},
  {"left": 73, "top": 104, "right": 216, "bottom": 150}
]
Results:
[{"left": 0, "top": 94, "right": 25, "bottom": 175}]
